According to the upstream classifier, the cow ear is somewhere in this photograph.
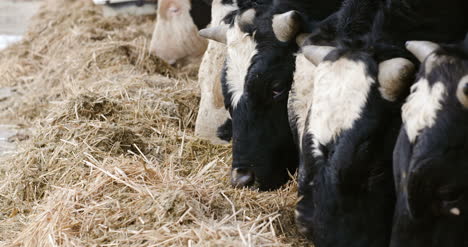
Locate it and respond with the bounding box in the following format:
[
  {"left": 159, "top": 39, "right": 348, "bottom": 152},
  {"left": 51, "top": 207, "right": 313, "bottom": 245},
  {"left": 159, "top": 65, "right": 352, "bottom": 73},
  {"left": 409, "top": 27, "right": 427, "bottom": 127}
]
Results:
[
  {"left": 301, "top": 45, "right": 335, "bottom": 66},
  {"left": 378, "top": 58, "right": 415, "bottom": 101},
  {"left": 272, "top": 11, "right": 301, "bottom": 42},
  {"left": 199, "top": 25, "right": 228, "bottom": 44},
  {"left": 406, "top": 41, "right": 440, "bottom": 62},
  {"left": 456, "top": 76, "right": 468, "bottom": 108}
]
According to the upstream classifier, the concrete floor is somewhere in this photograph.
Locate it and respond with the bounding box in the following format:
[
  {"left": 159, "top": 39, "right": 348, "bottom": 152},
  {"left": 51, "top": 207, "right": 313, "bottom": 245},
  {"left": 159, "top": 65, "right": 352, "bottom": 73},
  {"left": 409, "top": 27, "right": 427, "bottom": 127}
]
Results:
[
  {"left": 0, "top": 0, "right": 40, "bottom": 154},
  {"left": 0, "top": 0, "right": 41, "bottom": 35}
]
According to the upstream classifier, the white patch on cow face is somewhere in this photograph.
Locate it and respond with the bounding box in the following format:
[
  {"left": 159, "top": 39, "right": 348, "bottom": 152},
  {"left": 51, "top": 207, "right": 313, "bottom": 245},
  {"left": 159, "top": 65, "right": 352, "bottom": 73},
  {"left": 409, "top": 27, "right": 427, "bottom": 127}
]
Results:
[
  {"left": 402, "top": 79, "right": 446, "bottom": 143},
  {"left": 225, "top": 21, "right": 258, "bottom": 107},
  {"left": 211, "top": 0, "right": 238, "bottom": 26},
  {"left": 307, "top": 58, "right": 374, "bottom": 146},
  {"left": 288, "top": 54, "right": 316, "bottom": 150}
]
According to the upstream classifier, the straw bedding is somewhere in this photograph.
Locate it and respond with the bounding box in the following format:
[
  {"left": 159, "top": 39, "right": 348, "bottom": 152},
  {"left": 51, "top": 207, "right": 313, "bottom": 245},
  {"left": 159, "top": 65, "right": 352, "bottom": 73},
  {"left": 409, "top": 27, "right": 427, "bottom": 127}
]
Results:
[{"left": 0, "top": 0, "right": 308, "bottom": 246}]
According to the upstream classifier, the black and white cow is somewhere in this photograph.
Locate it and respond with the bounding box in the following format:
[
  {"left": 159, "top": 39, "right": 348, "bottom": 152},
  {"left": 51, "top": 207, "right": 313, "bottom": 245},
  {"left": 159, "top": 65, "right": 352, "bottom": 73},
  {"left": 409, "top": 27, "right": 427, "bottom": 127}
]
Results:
[
  {"left": 291, "top": 0, "right": 468, "bottom": 245},
  {"left": 291, "top": 42, "right": 414, "bottom": 246},
  {"left": 391, "top": 36, "right": 468, "bottom": 247},
  {"left": 199, "top": 0, "right": 343, "bottom": 190}
]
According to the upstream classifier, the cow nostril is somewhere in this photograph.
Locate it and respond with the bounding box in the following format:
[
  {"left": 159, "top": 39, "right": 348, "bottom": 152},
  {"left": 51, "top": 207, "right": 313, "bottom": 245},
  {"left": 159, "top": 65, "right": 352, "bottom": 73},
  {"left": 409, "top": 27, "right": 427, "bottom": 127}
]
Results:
[{"left": 231, "top": 168, "right": 255, "bottom": 188}]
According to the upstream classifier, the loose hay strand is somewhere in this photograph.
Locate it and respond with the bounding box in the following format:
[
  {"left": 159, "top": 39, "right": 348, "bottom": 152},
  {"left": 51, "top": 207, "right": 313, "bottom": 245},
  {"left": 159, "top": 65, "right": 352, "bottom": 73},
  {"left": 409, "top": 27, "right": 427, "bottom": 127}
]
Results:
[{"left": 0, "top": 0, "right": 308, "bottom": 246}]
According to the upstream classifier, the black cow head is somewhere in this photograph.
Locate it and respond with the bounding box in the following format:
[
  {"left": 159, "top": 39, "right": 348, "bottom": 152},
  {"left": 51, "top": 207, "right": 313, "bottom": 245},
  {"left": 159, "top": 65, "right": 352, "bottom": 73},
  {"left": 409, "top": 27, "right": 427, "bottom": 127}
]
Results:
[
  {"left": 292, "top": 43, "right": 415, "bottom": 246},
  {"left": 199, "top": 8, "right": 302, "bottom": 190},
  {"left": 391, "top": 38, "right": 468, "bottom": 247}
]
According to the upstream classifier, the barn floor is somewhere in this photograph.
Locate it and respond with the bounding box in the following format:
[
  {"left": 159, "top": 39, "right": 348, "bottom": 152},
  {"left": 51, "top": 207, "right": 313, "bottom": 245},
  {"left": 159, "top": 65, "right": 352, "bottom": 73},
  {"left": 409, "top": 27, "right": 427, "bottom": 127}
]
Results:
[
  {"left": 0, "top": 0, "right": 41, "bottom": 154},
  {"left": 0, "top": 0, "right": 309, "bottom": 246}
]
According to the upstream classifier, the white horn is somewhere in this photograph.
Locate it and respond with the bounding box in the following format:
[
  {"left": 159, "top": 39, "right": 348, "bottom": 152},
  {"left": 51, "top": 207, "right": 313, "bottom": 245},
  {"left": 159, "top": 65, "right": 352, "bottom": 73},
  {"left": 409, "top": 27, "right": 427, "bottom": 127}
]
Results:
[
  {"left": 296, "top": 33, "right": 311, "bottom": 47},
  {"left": 406, "top": 41, "right": 440, "bottom": 62},
  {"left": 301, "top": 45, "right": 335, "bottom": 66},
  {"left": 378, "top": 58, "right": 415, "bottom": 101},
  {"left": 199, "top": 25, "right": 228, "bottom": 44},
  {"left": 272, "top": 11, "right": 300, "bottom": 42}
]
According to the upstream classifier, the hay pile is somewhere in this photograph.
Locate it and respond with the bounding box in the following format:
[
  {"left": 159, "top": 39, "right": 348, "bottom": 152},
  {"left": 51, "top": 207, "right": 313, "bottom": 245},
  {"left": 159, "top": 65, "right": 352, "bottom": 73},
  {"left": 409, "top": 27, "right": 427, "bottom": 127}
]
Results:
[{"left": 0, "top": 0, "right": 308, "bottom": 246}]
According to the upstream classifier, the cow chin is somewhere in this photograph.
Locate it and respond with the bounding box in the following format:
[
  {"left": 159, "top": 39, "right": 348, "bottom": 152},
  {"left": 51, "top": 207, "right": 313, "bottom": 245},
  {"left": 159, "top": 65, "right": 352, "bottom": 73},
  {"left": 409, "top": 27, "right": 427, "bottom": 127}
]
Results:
[
  {"left": 229, "top": 104, "right": 299, "bottom": 191},
  {"left": 391, "top": 197, "right": 468, "bottom": 247},
  {"left": 295, "top": 179, "right": 394, "bottom": 247},
  {"left": 230, "top": 143, "right": 298, "bottom": 191}
]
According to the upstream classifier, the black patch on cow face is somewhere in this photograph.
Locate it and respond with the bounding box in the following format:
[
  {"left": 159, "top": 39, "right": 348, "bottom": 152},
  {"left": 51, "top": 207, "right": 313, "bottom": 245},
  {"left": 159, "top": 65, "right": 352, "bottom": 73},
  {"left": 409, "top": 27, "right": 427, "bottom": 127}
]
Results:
[
  {"left": 296, "top": 49, "right": 399, "bottom": 246},
  {"left": 391, "top": 44, "right": 468, "bottom": 247},
  {"left": 190, "top": 0, "right": 212, "bottom": 30},
  {"left": 216, "top": 118, "right": 232, "bottom": 142},
  {"left": 220, "top": 7, "right": 301, "bottom": 191}
]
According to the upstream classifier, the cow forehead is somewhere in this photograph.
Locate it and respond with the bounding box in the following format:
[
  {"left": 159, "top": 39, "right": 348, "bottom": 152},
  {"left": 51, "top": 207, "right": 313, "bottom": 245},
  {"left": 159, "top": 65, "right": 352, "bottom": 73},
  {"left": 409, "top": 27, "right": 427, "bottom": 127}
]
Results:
[
  {"left": 402, "top": 79, "right": 446, "bottom": 143},
  {"left": 307, "top": 58, "right": 374, "bottom": 146},
  {"left": 211, "top": 0, "right": 238, "bottom": 26},
  {"left": 225, "top": 21, "right": 258, "bottom": 107}
]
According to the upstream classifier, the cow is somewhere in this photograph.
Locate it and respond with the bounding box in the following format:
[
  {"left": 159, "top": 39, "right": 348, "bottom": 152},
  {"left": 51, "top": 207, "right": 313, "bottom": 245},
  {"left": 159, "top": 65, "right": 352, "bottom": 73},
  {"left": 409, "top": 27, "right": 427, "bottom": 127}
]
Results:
[
  {"left": 198, "top": 0, "right": 343, "bottom": 190},
  {"left": 292, "top": 0, "right": 468, "bottom": 245},
  {"left": 291, "top": 42, "right": 414, "bottom": 247},
  {"left": 390, "top": 36, "right": 468, "bottom": 247},
  {"left": 194, "top": 0, "right": 237, "bottom": 144},
  {"left": 149, "top": 0, "right": 212, "bottom": 65}
]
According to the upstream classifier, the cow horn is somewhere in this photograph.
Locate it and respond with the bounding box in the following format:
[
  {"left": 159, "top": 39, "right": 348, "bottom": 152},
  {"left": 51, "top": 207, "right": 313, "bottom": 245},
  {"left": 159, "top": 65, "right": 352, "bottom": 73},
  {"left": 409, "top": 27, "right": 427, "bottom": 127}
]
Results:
[
  {"left": 296, "top": 33, "right": 311, "bottom": 47},
  {"left": 456, "top": 76, "right": 468, "bottom": 108},
  {"left": 272, "top": 11, "right": 300, "bottom": 42},
  {"left": 378, "top": 58, "right": 415, "bottom": 101},
  {"left": 301, "top": 45, "right": 335, "bottom": 66},
  {"left": 239, "top": 9, "right": 256, "bottom": 26},
  {"left": 199, "top": 25, "right": 228, "bottom": 44},
  {"left": 406, "top": 41, "right": 440, "bottom": 62}
]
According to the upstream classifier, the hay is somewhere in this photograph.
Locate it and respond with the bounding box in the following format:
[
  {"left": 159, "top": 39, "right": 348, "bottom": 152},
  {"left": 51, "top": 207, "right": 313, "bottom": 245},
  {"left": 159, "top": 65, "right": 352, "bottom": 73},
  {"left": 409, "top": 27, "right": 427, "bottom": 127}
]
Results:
[{"left": 0, "top": 0, "right": 309, "bottom": 246}]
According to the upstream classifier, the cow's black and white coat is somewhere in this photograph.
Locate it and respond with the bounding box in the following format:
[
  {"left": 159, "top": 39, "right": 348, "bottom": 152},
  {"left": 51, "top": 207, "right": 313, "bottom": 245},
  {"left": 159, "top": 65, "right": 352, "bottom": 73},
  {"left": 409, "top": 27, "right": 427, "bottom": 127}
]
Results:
[
  {"left": 391, "top": 37, "right": 468, "bottom": 247},
  {"left": 291, "top": 44, "right": 411, "bottom": 247},
  {"left": 200, "top": 0, "right": 343, "bottom": 190},
  {"left": 290, "top": 0, "right": 468, "bottom": 245}
]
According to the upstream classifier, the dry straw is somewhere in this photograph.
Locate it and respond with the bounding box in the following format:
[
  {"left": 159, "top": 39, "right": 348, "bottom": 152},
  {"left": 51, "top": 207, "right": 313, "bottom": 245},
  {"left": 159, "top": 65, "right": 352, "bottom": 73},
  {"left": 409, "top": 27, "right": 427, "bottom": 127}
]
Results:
[{"left": 0, "top": 0, "right": 307, "bottom": 246}]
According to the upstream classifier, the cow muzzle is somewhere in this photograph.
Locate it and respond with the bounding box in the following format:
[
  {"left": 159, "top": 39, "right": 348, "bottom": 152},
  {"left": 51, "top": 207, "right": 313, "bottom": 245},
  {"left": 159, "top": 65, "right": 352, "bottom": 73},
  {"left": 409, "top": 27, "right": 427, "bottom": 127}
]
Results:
[{"left": 231, "top": 168, "right": 255, "bottom": 188}]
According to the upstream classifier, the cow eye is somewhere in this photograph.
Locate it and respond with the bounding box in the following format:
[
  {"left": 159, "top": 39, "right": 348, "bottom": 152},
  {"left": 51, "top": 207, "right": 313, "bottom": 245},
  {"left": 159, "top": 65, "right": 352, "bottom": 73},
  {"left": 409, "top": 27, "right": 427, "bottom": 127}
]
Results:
[
  {"left": 272, "top": 81, "right": 286, "bottom": 99},
  {"left": 437, "top": 187, "right": 463, "bottom": 203}
]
